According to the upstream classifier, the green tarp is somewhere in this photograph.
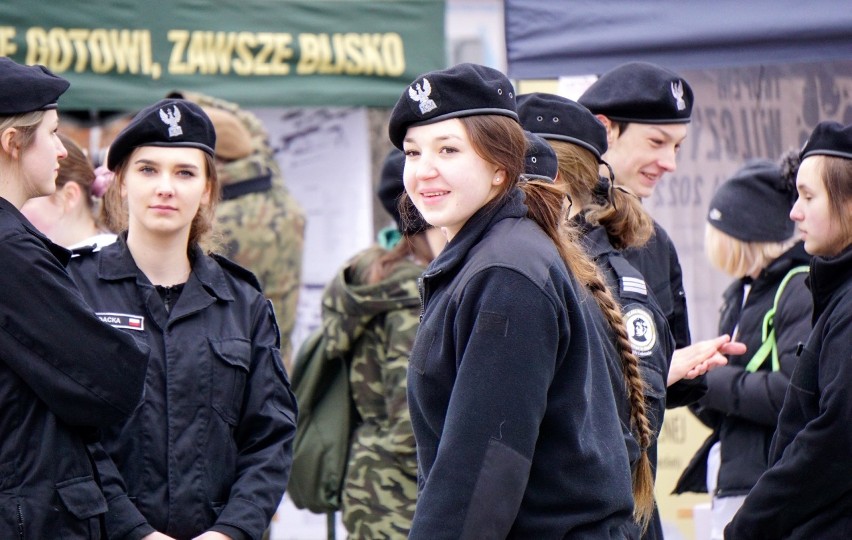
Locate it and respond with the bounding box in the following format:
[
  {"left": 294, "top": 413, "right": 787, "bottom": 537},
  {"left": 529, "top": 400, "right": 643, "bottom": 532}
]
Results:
[{"left": 0, "top": 0, "right": 445, "bottom": 109}]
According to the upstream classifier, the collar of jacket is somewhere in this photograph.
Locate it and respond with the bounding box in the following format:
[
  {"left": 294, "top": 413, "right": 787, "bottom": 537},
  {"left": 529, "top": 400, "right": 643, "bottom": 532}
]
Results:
[
  {"left": 809, "top": 242, "right": 852, "bottom": 319},
  {"left": 573, "top": 216, "right": 613, "bottom": 260},
  {"left": 95, "top": 232, "right": 236, "bottom": 302},
  {"left": 423, "top": 186, "right": 528, "bottom": 279},
  {"left": 0, "top": 196, "right": 71, "bottom": 265},
  {"left": 759, "top": 241, "right": 810, "bottom": 283}
]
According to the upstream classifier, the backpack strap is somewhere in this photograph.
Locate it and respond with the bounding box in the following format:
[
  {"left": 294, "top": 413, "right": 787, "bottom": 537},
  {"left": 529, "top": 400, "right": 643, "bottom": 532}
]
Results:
[{"left": 745, "top": 265, "right": 809, "bottom": 373}]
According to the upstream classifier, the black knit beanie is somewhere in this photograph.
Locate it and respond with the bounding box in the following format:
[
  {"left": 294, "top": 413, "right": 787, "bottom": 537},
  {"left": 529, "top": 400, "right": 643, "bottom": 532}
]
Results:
[{"left": 707, "top": 159, "right": 796, "bottom": 242}]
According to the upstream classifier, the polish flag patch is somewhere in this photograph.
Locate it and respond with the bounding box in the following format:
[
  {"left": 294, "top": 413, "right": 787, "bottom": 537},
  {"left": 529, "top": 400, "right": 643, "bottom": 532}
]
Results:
[{"left": 96, "top": 313, "right": 145, "bottom": 331}]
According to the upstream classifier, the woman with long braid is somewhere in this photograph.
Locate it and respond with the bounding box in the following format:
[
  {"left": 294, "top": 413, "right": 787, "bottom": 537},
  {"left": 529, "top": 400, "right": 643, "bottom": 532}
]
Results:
[
  {"left": 518, "top": 92, "right": 740, "bottom": 538},
  {"left": 389, "top": 63, "right": 652, "bottom": 538}
]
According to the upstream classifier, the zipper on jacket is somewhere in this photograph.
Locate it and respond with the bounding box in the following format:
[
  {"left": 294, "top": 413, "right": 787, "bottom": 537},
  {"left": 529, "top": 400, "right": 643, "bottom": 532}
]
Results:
[
  {"left": 418, "top": 269, "right": 441, "bottom": 322},
  {"left": 417, "top": 277, "right": 426, "bottom": 322},
  {"left": 16, "top": 503, "right": 23, "bottom": 540}
]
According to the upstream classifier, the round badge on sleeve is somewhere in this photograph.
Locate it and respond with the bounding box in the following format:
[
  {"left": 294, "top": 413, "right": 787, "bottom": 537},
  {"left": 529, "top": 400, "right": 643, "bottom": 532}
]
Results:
[{"left": 624, "top": 307, "right": 657, "bottom": 356}]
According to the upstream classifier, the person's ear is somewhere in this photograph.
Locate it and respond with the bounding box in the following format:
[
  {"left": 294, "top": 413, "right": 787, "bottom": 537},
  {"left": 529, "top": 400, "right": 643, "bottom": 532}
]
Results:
[
  {"left": 0, "top": 127, "right": 20, "bottom": 159},
  {"left": 596, "top": 114, "right": 616, "bottom": 145},
  {"left": 60, "top": 181, "right": 83, "bottom": 210},
  {"left": 492, "top": 170, "right": 507, "bottom": 186},
  {"left": 201, "top": 178, "right": 212, "bottom": 206}
]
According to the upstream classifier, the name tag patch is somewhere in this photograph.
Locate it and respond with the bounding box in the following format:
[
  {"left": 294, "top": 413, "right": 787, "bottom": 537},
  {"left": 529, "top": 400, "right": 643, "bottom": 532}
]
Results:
[{"left": 97, "top": 312, "right": 145, "bottom": 331}]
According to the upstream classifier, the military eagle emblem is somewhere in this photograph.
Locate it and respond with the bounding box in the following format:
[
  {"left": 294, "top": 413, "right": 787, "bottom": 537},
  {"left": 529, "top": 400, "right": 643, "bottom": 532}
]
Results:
[
  {"left": 159, "top": 105, "right": 183, "bottom": 137},
  {"left": 408, "top": 78, "right": 437, "bottom": 115},
  {"left": 671, "top": 80, "right": 686, "bottom": 111}
]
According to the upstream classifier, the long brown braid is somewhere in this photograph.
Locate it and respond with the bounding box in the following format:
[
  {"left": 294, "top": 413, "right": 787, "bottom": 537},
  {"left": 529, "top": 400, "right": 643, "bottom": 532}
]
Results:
[{"left": 461, "top": 115, "right": 655, "bottom": 529}]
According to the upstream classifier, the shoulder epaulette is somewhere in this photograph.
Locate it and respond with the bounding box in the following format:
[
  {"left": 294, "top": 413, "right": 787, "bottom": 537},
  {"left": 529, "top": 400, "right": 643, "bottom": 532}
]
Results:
[
  {"left": 210, "top": 252, "right": 263, "bottom": 292},
  {"left": 609, "top": 254, "right": 648, "bottom": 300}
]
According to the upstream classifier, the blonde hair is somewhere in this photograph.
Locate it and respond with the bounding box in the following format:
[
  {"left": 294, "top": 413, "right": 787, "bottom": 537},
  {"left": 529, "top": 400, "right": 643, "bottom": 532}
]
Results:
[
  {"left": 460, "top": 115, "right": 655, "bottom": 530},
  {"left": 704, "top": 224, "right": 798, "bottom": 278},
  {"left": 101, "top": 149, "right": 220, "bottom": 252},
  {"left": 0, "top": 110, "right": 46, "bottom": 157}
]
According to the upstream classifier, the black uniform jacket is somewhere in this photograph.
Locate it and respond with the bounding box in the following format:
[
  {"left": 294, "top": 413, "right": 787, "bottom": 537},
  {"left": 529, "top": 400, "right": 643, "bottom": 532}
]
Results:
[
  {"left": 726, "top": 244, "right": 852, "bottom": 539},
  {"left": 675, "top": 243, "right": 811, "bottom": 497},
  {"left": 581, "top": 223, "right": 676, "bottom": 540},
  {"left": 623, "top": 220, "right": 706, "bottom": 408},
  {"left": 623, "top": 220, "right": 689, "bottom": 348},
  {"left": 0, "top": 197, "right": 148, "bottom": 538},
  {"left": 69, "top": 236, "right": 297, "bottom": 540},
  {"left": 407, "top": 188, "right": 633, "bottom": 539}
]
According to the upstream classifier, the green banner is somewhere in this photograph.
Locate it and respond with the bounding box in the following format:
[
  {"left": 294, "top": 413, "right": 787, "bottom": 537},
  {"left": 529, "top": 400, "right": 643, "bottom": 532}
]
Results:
[{"left": 0, "top": 0, "right": 445, "bottom": 109}]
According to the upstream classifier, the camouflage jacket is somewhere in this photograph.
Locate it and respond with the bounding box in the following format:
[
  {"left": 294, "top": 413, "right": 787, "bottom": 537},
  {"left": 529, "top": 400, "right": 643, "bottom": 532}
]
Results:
[{"left": 320, "top": 246, "right": 422, "bottom": 539}]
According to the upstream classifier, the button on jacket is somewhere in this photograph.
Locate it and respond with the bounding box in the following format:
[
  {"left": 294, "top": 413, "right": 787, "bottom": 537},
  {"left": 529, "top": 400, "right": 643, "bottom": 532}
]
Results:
[
  {"left": 0, "top": 197, "right": 148, "bottom": 539},
  {"left": 726, "top": 244, "right": 852, "bottom": 539},
  {"left": 408, "top": 188, "right": 633, "bottom": 539},
  {"left": 69, "top": 235, "right": 297, "bottom": 540}
]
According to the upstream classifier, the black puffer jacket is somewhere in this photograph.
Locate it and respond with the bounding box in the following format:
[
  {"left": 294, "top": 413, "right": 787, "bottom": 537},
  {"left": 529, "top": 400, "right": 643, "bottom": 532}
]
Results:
[{"left": 675, "top": 243, "right": 811, "bottom": 497}]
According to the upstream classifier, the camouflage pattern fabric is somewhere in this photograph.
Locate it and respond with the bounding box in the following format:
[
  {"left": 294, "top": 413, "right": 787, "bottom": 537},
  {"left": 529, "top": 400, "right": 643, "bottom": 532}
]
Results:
[
  {"left": 177, "top": 91, "right": 306, "bottom": 368},
  {"left": 321, "top": 246, "right": 422, "bottom": 539}
]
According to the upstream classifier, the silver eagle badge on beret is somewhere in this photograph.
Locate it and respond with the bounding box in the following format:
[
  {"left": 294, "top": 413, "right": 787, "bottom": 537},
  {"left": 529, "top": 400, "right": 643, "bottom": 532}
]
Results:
[
  {"left": 159, "top": 106, "right": 183, "bottom": 137},
  {"left": 408, "top": 78, "right": 437, "bottom": 115}
]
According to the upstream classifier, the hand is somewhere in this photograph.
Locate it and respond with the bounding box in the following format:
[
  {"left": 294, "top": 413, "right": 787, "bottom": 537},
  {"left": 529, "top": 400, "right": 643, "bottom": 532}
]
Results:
[
  {"left": 193, "top": 532, "right": 233, "bottom": 540},
  {"left": 142, "top": 533, "right": 177, "bottom": 540},
  {"left": 667, "top": 335, "right": 744, "bottom": 386}
]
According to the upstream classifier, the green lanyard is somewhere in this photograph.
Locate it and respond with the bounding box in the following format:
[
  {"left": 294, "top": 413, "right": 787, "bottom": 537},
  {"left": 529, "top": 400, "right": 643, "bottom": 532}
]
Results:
[{"left": 744, "top": 266, "right": 809, "bottom": 373}]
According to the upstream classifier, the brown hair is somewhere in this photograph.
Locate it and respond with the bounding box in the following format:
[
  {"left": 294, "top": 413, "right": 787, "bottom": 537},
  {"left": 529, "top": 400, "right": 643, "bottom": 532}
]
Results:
[
  {"left": 550, "top": 140, "right": 653, "bottom": 250},
  {"left": 365, "top": 231, "right": 435, "bottom": 285},
  {"left": 460, "top": 115, "right": 655, "bottom": 529},
  {"left": 820, "top": 155, "right": 852, "bottom": 249},
  {"left": 55, "top": 133, "right": 99, "bottom": 212},
  {"left": 101, "top": 148, "right": 220, "bottom": 251}
]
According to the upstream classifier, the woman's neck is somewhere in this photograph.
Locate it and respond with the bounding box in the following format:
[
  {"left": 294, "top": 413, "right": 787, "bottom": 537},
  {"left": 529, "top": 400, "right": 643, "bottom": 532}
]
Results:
[
  {"left": 126, "top": 228, "right": 192, "bottom": 286},
  {"left": 0, "top": 172, "right": 26, "bottom": 209},
  {"left": 54, "top": 213, "right": 101, "bottom": 248}
]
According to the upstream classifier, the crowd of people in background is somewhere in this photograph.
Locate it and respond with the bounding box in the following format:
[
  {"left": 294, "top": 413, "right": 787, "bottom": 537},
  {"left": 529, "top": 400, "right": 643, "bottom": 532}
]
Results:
[{"left": 1, "top": 50, "right": 851, "bottom": 540}]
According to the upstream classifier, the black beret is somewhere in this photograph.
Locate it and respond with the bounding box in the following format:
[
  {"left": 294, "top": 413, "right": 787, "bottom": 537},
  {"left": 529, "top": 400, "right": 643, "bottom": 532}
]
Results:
[
  {"left": 388, "top": 63, "right": 518, "bottom": 150},
  {"left": 523, "top": 131, "right": 558, "bottom": 183},
  {"left": 517, "top": 92, "right": 607, "bottom": 161},
  {"left": 107, "top": 98, "right": 216, "bottom": 171},
  {"left": 800, "top": 121, "right": 852, "bottom": 160},
  {"left": 579, "top": 61, "right": 693, "bottom": 124},
  {"left": 0, "top": 57, "right": 70, "bottom": 115},
  {"left": 376, "top": 148, "right": 429, "bottom": 235},
  {"left": 707, "top": 159, "right": 796, "bottom": 242}
]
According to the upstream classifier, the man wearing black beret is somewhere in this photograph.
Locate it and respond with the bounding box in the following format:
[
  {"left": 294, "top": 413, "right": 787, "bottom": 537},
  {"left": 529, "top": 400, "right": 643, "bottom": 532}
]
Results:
[
  {"left": 580, "top": 63, "right": 750, "bottom": 539},
  {"left": 579, "top": 61, "right": 694, "bottom": 349}
]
